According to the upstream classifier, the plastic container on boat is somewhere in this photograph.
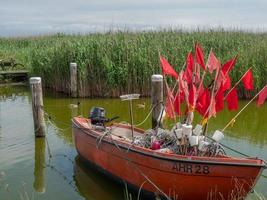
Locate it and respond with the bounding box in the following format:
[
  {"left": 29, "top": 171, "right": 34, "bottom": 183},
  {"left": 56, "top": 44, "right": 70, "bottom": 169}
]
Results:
[
  {"left": 193, "top": 124, "right": 202, "bottom": 136},
  {"left": 198, "top": 136, "right": 205, "bottom": 143},
  {"left": 182, "top": 124, "right": 192, "bottom": 137},
  {"left": 212, "top": 130, "right": 224, "bottom": 142},
  {"left": 174, "top": 128, "right": 183, "bottom": 139},
  {"left": 198, "top": 140, "right": 209, "bottom": 151},
  {"left": 189, "top": 136, "right": 199, "bottom": 146}
]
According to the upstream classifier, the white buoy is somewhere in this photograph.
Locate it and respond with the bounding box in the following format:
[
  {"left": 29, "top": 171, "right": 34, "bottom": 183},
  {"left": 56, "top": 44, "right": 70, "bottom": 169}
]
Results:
[
  {"left": 189, "top": 136, "right": 199, "bottom": 146},
  {"left": 174, "top": 128, "right": 183, "bottom": 139},
  {"left": 198, "top": 140, "right": 210, "bottom": 151},
  {"left": 182, "top": 124, "right": 192, "bottom": 137},
  {"left": 198, "top": 135, "right": 205, "bottom": 143},
  {"left": 212, "top": 130, "right": 224, "bottom": 142},
  {"left": 193, "top": 124, "right": 203, "bottom": 136}
]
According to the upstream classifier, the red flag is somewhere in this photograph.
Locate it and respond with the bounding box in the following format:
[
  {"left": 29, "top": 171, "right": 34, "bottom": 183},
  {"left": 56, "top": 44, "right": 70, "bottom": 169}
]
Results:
[
  {"left": 207, "top": 51, "right": 219, "bottom": 74},
  {"left": 222, "top": 56, "right": 237, "bottom": 75},
  {"left": 216, "top": 69, "right": 226, "bottom": 90},
  {"left": 242, "top": 69, "right": 254, "bottom": 90},
  {"left": 215, "top": 85, "right": 224, "bottom": 112},
  {"left": 195, "top": 64, "right": 201, "bottom": 83},
  {"left": 183, "top": 52, "right": 194, "bottom": 83},
  {"left": 159, "top": 56, "right": 178, "bottom": 79},
  {"left": 188, "top": 84, "right": 197, "bottom": 108},
  {"left": 196, "top": 89, "right": 210, "bottom": 117},
  {"left": 195, "top": 43, "right": 205, "bottom": 70},
  {"left": 257, "top": 85, "right": 267, "bottom": 106},
  {"left": 209, "top": 96, "right": 217, "bottom": 117},
  {"left": 226, "top": 87, "right": 238, "bottom": 111},
  {"left": 197, "top": 82, "right": 205, "bottom": 98},
  {"left": 174, "top": 91, "right": 183, "bottom": 115},
  {"left": 222, "top": 73, "right": 231, "bottom": 91},
  {"left": 165, "top": 88, "right": 175, "bottom": 118},
  {"left": 180, "top": 70, "right": 189, "bottom": 102}
]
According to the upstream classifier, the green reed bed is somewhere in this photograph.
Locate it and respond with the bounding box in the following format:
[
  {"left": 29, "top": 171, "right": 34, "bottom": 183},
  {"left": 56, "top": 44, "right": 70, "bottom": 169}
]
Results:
[{"left": 0, "top": 30, "right": 266, "bottom": 97}]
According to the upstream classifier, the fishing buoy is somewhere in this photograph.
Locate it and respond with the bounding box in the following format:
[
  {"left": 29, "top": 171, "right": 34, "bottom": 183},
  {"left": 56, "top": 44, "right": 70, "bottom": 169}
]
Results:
[
  {"left": 189, "top": 136, "right": 199, "bottom": 146},
  {"left": 182, "top": 124, "right": 192, "bottom": 137},
  {"left": 212, "top": 130, "right": 224, "bottom": 142},
  {"left": 193, "top": 124, "right": 202, "bottom": 136},
  {"left": 174, "top": 128, "right": 183, "bottom": 139},
  {"left": 151, "top": 141, "right": 161, "bottom": 150},
  {"left": 198, "top": 136, "right": 205, "bottom": 143},
  {"left": 198, "top": 141, "right": 210, "bottom": 151}
]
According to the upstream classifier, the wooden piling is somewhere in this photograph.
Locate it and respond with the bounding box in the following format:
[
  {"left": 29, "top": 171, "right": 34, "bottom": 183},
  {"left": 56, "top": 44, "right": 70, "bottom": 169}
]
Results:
[
  {"left": 30, "top": 77, "right": 46, "bottom": 137},
  {"left": 151, "top": 74, "right": 163, "bottom": 129},
  {"left": 70, "top": 62, "right": 78, "bottom": 97},
  {"left": 33, "top": 138, "right": 46, "bottom": 193}
]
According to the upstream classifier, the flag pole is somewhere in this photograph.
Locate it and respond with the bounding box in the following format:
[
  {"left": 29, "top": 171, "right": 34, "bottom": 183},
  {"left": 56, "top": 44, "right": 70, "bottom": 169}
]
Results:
[
  {"left": 224, "top": 67, "right": 252, "bottom": 100},
  {"left": 203, "top": 61, "right": 221, "bottom": 136},
  {"left": 163, "top": 76, "right": 177, "bottom": 123},
  {"left": 172, "top": 62, "right": 186, "bottom": 94},
  {"left": 221, "top": 86, "right": 266, "bottom": 132}
]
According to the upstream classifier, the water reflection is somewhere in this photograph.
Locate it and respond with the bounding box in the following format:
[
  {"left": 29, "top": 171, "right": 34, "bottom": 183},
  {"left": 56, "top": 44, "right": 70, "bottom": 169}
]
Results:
[
  {"left": 0, "top": 85, "right": 29, "bottom": 102},
  {"left": 33, "top": 138, "right": 46, "bottom": 193},
  {"left": 73, "top": 156, "right": 124, "bottom": 200},
  {"left": 1, "top": 85, "right": 266, "bottom": 199},
  {"left": 44, "top": 95, "right": 267, "bottom": 146}
]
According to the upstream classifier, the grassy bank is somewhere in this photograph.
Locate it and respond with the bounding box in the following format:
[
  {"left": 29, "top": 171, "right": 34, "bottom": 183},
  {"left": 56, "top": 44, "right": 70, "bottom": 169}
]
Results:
[{"left": 0, "top": 30, "right": 266, "bottom": 97}]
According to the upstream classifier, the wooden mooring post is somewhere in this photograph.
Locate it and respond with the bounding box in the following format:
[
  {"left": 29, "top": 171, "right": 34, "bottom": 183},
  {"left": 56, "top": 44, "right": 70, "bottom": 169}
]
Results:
[
  {"left": 33, "top": 138, "right": 46, "bottom": 193},
  {"left": 30, "top": 77, "right": 46, "bottom": 137},
  {"left": 70, "top": 62, "right": 78, "bottom": 98},
  {"left": 151, "top": 74, "right": 163, "bottom": 129}
]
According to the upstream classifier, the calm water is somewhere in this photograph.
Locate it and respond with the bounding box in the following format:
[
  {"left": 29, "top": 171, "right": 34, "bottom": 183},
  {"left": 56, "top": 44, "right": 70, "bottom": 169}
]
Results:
[{"left": 0, "top": 85, "right": 266, "bottom": 200}]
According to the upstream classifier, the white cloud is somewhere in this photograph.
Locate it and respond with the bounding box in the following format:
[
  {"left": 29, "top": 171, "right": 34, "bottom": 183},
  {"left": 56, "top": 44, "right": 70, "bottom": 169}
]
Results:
[{"left": 0, "top": 0, "right": 266, "bottom": 36}]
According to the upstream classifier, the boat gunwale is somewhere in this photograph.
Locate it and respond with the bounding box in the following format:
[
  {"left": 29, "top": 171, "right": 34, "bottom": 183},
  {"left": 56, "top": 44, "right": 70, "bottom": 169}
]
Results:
[{"left": 72, "top": 117, "right": 266, "bottom": 168}]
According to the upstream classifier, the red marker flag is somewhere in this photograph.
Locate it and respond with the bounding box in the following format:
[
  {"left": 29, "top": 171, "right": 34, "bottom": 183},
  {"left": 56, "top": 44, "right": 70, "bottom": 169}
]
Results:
[
  {"left": 184, "top": 52, "right": 194, "bottom": 83},
  {"left": 257, "top": 85, "right": 267, "bottom": 106},
  {"left": 226, "top": 87, "right": 238, "bottom": 111},
  {"left": 195, "top": 43, "right": 205, "bottom": 70},
  {"left": 242, "top": 69, "right": 254, "bottom": 90},
  {"left": 165, "top": 88, "right": 175, "bottom": 118},
  {"left": 159, "top": 56, "right": 178, "bottom": 79},
  {"left": 222, "top": 56, "right": 237, "bottom": 75},
  {"left": 207, "top": 51, "right": 219, "bottom": 74},
  {"left": 209, "top": 96, "right": 217, "bottom": 117},
  {"left": 188, "top": 84, "right": 197, "bottom": 108},
  {"left": 215, "top": 85, "right": 224, "bottom": 112},
  {"left": 222, "top": 73, "right": 231, "bottom": 91},
  {"left": 174, "top": 90, "right": 184, "bottom": 115},
  {"left": 196, "top": 89, "right": 210, "bottom": 117}
]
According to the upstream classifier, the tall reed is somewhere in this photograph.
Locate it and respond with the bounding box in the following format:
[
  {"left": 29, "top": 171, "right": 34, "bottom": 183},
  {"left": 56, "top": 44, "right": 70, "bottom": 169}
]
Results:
[{"left": 1, "top": 30, "right": 266, "bottom": 97}]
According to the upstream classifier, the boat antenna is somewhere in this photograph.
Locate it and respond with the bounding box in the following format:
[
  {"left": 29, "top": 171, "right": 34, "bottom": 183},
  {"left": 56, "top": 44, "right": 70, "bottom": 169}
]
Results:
[{"left": 120, "top": 94, "right": 140, "bottom": 142}]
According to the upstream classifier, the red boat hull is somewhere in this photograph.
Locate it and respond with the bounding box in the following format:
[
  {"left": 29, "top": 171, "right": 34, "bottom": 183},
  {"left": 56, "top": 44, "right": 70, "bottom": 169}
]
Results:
[{"left": 72, "top": 117, "right": 265, "bottom": 200}]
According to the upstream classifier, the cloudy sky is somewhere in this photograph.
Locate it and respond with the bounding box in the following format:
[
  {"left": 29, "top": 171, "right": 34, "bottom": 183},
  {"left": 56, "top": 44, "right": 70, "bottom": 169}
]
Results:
[{"left": 0, "top": 0, "right": 266, "bottom": 37}]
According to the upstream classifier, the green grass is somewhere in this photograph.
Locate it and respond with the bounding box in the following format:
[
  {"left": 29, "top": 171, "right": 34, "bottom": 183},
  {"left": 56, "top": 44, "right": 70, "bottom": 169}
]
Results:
[{"left": 0, "top": 30, "right": 266, "bottom": 97}]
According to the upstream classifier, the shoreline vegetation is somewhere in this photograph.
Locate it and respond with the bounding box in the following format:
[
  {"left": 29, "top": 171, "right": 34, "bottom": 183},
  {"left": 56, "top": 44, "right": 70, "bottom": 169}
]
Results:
[{"left": 0, "top": 30, "right": 266, "bottom": 98}]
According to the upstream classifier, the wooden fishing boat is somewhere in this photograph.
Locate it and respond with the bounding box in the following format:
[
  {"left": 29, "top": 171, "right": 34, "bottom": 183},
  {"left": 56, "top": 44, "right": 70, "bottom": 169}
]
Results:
[{"left": 72, "top": 116, "right": 266, "bottom": 200}]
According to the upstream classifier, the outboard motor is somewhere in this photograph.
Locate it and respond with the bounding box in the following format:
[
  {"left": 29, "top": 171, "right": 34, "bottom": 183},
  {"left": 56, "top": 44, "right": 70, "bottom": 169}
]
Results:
[
  {"left": 89, "top": 107, "right": 106, "bottom": 126},
  {"left": 89, "top": 107, "right": 119, "bottom": 129}
]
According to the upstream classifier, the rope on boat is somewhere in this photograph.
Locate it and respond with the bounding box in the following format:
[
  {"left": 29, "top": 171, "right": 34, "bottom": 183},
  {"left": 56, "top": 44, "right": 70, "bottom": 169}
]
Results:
[
  {"left": 206, "top": 136, "right": 251, "bottom": 158},
  {"left": 133, "top": 104, "right": 157, "bottom": 127}
]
